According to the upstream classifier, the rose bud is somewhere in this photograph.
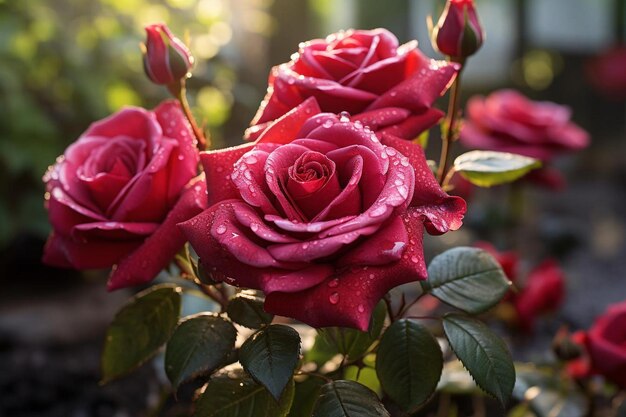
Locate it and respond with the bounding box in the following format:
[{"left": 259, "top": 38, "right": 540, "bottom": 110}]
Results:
[
  {"left": 142, "top": 23, "right": 194, "bottom": 85},
  {"left": 552, "top": 326, "right": 583, "bottom": 362},
  {"left": 431, "top": 0, "right": 484, "bottom": 60},
  {"left": 181, "top": 99, "right": 466, "bottom": 330}
]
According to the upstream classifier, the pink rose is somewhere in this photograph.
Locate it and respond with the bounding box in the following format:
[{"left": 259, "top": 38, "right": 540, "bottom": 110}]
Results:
[
  {"left": 245, "top": 29, "right": 458, "bottom": 142},
  {"left": 460, "top": 89, "right": 590, "bottom": 161},
  {"left": 181, "top": 99, "right": 466, "bottom": 330},
  {"left": 568, "top": 301, "right": 626, "bottom": 389},
  {"left": 43, "top": 101, "right": 206, "bottom": 290}
]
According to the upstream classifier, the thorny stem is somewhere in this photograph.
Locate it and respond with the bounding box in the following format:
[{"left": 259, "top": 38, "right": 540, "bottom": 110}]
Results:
[
  {"left": 437, "top": 63, "right": 465, "bottom": 185},
  {"left": 168, "top": 80, "right": 209, "bottom": 151}
]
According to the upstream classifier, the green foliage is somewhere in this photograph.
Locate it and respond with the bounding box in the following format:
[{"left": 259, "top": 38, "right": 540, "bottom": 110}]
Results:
[
  {"left": 376, "top": 319, "right": 443, "bottom": 412},
  {"left": 317, "top": 301, "right": 386, "bottom": 361},
  {"left": 312, "top": 380, "right": 390, "bottom": 417},
  {"left": 240, "top": 324, "right": 302, "bottom": 400},
  {"left": 101, "top": 285, "right": 181, "bottom": 383},
  {"left": 194, "top": 371, "right": 295, "bottom": 417},
  {"left": 226, "top": 291, "right": 274, "bottom": 329},
  {"left": 442, "top": 314, "right": 515, "bottom": 406},
  {"left": 287, "top": 377, "right": 325, "bottom": 417},
  {"left": 453, "top": 150, "right": 541, "bottom": 187},
  {"left": 423, "top": 247, "right": 512, "bottom": 314},
  {"left": 164, "top": 313, "right": 236, "bottom": 389}
]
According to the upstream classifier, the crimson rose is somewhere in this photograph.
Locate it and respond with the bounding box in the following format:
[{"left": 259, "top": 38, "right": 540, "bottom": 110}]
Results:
[
  {"left": 569, "top": 301, "right": 626, "bottom": 389},
  {"left": 181, "top": 99, "right": 465, "bottom": 330},
  {"left": 460, "top": 89, "right": 590, "bottom": 161},
  {"left": 43, "top": 101, "right": 206, "bottom": 290},
  {"left": 245, "top": 28, "right": 458, "bottom": 142}
]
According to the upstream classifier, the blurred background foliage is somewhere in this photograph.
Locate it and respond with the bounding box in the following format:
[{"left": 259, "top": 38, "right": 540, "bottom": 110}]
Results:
[{"left": 0, "top": 0, "right": 624, "bottom": 251}]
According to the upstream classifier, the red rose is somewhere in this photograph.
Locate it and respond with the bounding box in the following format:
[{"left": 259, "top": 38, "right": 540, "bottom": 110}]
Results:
[
  {"left": 568, "top": 301, "right": 626, "bottom": 389},
  {"left": 460, "top": 89, "right": 590, "bottom": 161},
  {"left": 513, "top": 259, "right": 565, "bottom": 331},
  {"left": 586, "top": 46, "right": 626, "bottom": 101},
  {"left": 43, "top": 101, "right": 206, "bottom": 290},
  {"left": 181, "top": 98, "right": 466, "bottom": 330},
  {"left": 245, "top": 29, "right": 458, "bottom": 142}
]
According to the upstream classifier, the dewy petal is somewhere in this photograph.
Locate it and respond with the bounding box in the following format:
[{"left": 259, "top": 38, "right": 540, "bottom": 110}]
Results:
[
  {"left": 43, "top": 231, "right": 142, "bottom": 270},
  {"left": 231, "top": 144, "right": 281, "bottom": 216},
  {"left": 72, "top": 221, "right": 158, "bottom": 241},
  {"left": 338, "top": 216, "right": 408, "bottom": 267},
  {"left": 366, "top": 54, "right": 459, "bottom": 113},
  {"left": 381, "top": 133, "right": 466, "bottom": 235},
  {"left": 201, "top": 143, "right": 256, "bottom": 207},
  {"left": 255, "top": 97, "right": 322, "bottom": 145},
  {"left": 180, "top": 202, "right": 334, "bottom": 294},
  {"left": 377, "top": 108, "right": 445, "bottom": 140},
  {"left": 107, "top": 175, "right": 208, "bottom": 290},
  {"left": 82, "top": 106, "right": 162, "bottom": 144},
  {"left": 264, "top": 217, "right": 426, "bottom": 331},
  {"left": 154, "top": 100, "right": 199, "bottom": 203}
]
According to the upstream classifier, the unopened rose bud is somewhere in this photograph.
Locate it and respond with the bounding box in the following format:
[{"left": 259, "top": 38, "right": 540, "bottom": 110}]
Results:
[
  {"left": 432, "top": 0, "right": 484, "bottom": 61},
  {"left": 142, "top": 23, "right": 194, "bottom": 85},
  {"left": 552, "top": 326, "right": 583, "bottom": 361}
]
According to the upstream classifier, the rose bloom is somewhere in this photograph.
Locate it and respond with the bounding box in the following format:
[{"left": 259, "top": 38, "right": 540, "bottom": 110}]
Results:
[
  {"left": 586, "top": 46, "right": 626, "bottom": 101},
  {"left": 460, "top": 89, "right": 590, "bottom": 161},
  {"left": 182, "top": 98, "right": 466, "bottom": 330},
  {"left": 245, "top": 28, "right": 458, "bottom": 142},
  {"left": 568, "top": 301, "right": 626, "bottom": 389},
  {"left": 43, "top": 101, "right": 206, "bottom": 290}
]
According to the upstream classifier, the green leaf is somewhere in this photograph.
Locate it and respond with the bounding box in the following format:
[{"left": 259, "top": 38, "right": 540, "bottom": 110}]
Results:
[
  {"left": 454, "top": 150, "right": 541, "bottom": 187},
  {"left": 287, "top": 377, "right": 325, "bottom": 417},
  {"left": 305, "top": 332, "right": 338, "bottom": 367},
  {"left": 165, "top": 313, "right": 236, "bottom": 389},
  {"left": 194, "top": 258, "right": 217, "bottom": 285},
  {"left": 442, "top": 314, "right": 515, "bottom": 406},
  {"left": 194, "top": 371, "right": 294, "bottom": 417},
  {"left": 226, "top": 291, "right": 274, "bottom": 329},
  {"left": 376, "top": 319, "right": 442, "bottom": 412},
  {"left": 101, "top": 285, "right": 181, "bottom": 383},
  {"left": 240, "top": 324, "right": 301, "bottom": 400},
  {"left": 318, "top": 301, "right": 386, "bottom": 361},
  {"left": 312, "top": 380, "right": 389, "bottom": 417},
  {"left": 422, "top": 247, "right": 511, "bottom": 314},
  {"left": 345, "top": 364, "right": 381, "bottom": 395}
]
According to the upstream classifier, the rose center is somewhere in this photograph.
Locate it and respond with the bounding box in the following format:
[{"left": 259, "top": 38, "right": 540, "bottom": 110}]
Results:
[
  {"left": 80, "top": 137, "right": 145, "bottom": 180},
  {"left": 287, "top": 151, "right": 335, "bottom": 196}
]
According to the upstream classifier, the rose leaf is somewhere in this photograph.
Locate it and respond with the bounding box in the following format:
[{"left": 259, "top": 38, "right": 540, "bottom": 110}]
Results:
[
  {"left": 422, "top": 247, "right": 511, "bottom": 314},
  {"left": 443, "top": 314, "right": 515, "bottom": 407},
  {"left": 454, "top": 150, "right": 541, "bottom": 187},
  {"left": 312, "top": 380, "right": 390, "bottom": 417},
  {"left": 376, "top": 319, "right": 443, "bottom": 412},
  {"left": 165, "top": 313, "right": 236, "bottom": 389},
  {"left": 101, "top": 284, "right": 181, "bottom": 383},
  {"left": 239, "top": 324, "right": 301, "bottom": 400}
]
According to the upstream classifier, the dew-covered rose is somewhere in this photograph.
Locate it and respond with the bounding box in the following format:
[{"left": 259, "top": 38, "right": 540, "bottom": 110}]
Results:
[
  {"left": 181, "top": 99, "right": 465, "bottom": 330},
  {"left": 460, "top": 89, "right": 590, "bottom": 161},
  {"left": 245, "top": 28, "right": 458, "bottom": 142},
  {"left": 43, "top": 101, "right": 206, "bottom": 290},
  {"left": 569, "top": 301, "right": 626, "bottom": 389}
]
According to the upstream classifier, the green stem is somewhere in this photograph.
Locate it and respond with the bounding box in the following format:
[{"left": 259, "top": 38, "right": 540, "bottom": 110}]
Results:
[
  {"left": 437, "top": 64, "right": 464, "bottom": 185},
  {"left": 168, "top": 80, "right": 209, "bottom": 151}
]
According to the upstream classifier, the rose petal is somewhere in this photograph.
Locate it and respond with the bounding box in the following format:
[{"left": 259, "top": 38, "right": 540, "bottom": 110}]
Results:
[
  {"left": 366, "top": 54, "right": 459, "bottom": 113},
  {"left": 107, "top": 175, "right": 208, "bottom": 290},
  {"left": 377, "top": 108, "right": 445, "bottom": 140},
  {"left": 264, "top": 216, "right": 426, "bottom": 330},
  {"left": 201, "top": 143, "right": 256, "bottom": 207},
  {"left": 381, "top": 133, "right": 466, "bottom": 235},
  {"left": 72, "top": 221, "right": 158, "bottom": 241},
  {"left": 255, "top": 97, "right": 322, "bottom": 144},
  {"left": 338, "top": 216, "right": 408, "bottom": 266}
]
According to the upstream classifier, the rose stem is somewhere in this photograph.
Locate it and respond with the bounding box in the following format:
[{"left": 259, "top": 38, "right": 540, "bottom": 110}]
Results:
[
  {"left": 437, "top": 63, "right": 465, "bottom": 185},
  {"left": 169, "top": 80, "right": 210, "bottom": 151}
]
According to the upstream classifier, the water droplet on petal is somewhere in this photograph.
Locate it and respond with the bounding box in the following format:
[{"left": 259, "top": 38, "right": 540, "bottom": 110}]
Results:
[
  {"left": 216, "top": 225, "right": 227, "bottom": 235},
  {"left": 328, "top": 279, "right": 339, "bottom": 288},
  {"left": 357, "top": 305, "right": 365, "bottom": 313},
  {"left": 411, "top": 256, "right": 419, "bottom": 264},
  {"left": 245, "top": 155, "right": 258, "bottom": 164},
  {"left": 354, "top": 121, "right": 363, "bottom": 129},
  {"left": 329, "top": 292, "right": 340, "bottom": 304},
  {"left": 322, "top": 120, "right": 333, "bottom": 128},
  {"left": 339, "top": 111, "right": 350, "bottom": 122},
  {"left": 250, "top": 223, "right": 259, "bottom": 232}
]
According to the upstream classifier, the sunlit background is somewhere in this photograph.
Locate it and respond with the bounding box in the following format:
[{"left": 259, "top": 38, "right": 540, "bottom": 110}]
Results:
[{"left": 0, "top": 0, "right": 625, "bottom": 415}]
